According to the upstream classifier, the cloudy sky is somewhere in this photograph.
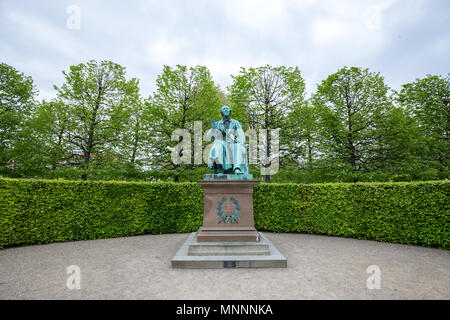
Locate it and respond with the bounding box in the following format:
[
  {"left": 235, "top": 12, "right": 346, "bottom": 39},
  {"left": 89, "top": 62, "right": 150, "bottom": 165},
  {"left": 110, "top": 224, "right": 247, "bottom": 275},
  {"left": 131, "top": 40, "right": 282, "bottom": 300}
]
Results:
[{"left": 1, "top": 0, "right": 449, "bottom": 100}]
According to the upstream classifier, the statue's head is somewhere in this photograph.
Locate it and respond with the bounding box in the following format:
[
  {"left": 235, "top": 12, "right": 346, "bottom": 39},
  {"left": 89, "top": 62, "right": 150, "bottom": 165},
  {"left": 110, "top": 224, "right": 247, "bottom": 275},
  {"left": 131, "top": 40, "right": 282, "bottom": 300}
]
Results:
[{"left": 220, "top": 105, "right": 231, "bottom": 119}]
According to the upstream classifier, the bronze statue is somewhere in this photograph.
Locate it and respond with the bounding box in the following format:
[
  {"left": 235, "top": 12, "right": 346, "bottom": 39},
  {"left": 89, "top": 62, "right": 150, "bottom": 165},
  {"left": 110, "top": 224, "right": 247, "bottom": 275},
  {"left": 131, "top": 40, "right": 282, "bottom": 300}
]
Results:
[{"left": 207, "top": 106, "right": 249, "bottom": 177}]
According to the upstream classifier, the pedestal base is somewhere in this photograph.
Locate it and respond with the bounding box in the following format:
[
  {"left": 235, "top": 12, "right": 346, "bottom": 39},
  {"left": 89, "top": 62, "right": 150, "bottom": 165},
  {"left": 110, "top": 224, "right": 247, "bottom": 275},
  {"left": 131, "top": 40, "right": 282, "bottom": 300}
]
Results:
[
  {"left": 171, "top": 232, "right": 287, "bottom": 269},
  {"left": 197, "top": 227, "right": 260, "bottom": 242},
  {"left": 197, "top": 180, "right": 260, "bottom": 242}
]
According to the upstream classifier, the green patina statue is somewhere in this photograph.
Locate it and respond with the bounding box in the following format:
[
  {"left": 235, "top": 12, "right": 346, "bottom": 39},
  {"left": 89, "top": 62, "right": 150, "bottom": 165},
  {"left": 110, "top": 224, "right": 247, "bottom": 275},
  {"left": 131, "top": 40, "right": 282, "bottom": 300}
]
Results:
[{"left": 205, "top": 106, "right": 253, "bottom": 180}]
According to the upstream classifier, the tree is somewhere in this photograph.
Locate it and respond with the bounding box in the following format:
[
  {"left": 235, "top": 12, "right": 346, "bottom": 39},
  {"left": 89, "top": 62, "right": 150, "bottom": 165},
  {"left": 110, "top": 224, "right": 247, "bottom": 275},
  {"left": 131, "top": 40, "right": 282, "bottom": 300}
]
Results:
[
  {"left": 287, "top": 102, "right": 320, "bottom": 170},
  {"left": 228, "top": 65, "right": 306, "bottom": 182},
  {"left": 54, "top": 60, "right": 140, "bottom": 180},
  {"left": 146, "top": 65, "right": 223, "bottom": 179},
  {"left": 312, "top": 67, "right": 394, "bottom": 176},
  {"left": 116, "top": 93, "right": 153, "bottom": 170},
  {"left": 397, "top": 74, "right": 449, "bottom": 178},
  {"left": 369, "top": 106, "right": 425, "bottom": 178},
  {"left": 26, "top": 100, "right": 70, "bottom": 172},
  {"left": 0, "top": 63, "right": 37, "bottom": 175}
]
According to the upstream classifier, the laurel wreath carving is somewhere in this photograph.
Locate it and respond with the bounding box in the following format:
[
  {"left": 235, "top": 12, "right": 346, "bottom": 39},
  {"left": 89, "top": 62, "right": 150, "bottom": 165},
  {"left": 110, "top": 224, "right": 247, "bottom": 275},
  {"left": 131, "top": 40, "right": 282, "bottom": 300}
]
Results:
[{"left": 216, "top": 196, "right": 241, "bottom": 224}]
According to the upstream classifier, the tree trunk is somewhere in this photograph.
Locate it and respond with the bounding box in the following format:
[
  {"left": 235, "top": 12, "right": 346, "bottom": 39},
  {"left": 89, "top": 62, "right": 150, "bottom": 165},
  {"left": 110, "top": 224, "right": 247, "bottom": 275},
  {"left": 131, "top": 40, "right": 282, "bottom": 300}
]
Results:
[
  {"left": 263, "top": 103, "right": 271, "bottom": 183},
  {"left": 347, "top": 101, "right": 356, "bottom": 169},
  {"left": 307, "top": 135, "right": 313, "bottom": 170},
  {"left": 131, "top": 122, "right": 140, "bottom": 167},
  {"left": 81, "top": 99, "right": 100, "bottom": 180},
  {"left": 52, "top": 126, "right": 65, "bottom": 170}
]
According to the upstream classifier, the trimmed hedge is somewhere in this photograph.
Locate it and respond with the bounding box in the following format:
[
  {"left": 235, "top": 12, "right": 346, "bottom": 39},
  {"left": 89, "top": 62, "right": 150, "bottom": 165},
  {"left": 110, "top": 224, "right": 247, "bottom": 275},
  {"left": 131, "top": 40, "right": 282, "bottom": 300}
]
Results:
[
  {"left": 0, "top": 178, "right": 448, "bottom": 249},
  {"left": 254, "top": 181, "right": 449, "bottom": 249},
  {"left": 0, "top": 178, "right": 204, "bottom": 248}
]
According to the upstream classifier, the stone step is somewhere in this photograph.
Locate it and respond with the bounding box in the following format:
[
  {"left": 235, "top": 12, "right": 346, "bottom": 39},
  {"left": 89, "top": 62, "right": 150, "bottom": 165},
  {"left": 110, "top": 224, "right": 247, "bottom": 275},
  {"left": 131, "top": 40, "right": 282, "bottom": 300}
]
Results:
[
  {"left": 171, "top": 232, "right": 287, "bottom": 269},
  {"left": 188, "top": 244, "right": 270, "bottom": 256}
]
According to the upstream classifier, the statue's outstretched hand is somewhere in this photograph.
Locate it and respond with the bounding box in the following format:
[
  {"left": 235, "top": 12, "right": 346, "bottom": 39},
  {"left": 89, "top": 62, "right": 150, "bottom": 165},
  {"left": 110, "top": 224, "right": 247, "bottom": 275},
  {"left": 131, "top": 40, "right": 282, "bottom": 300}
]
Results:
[{"left": 210, "top": 118, "right": 217, "bottom": 129}]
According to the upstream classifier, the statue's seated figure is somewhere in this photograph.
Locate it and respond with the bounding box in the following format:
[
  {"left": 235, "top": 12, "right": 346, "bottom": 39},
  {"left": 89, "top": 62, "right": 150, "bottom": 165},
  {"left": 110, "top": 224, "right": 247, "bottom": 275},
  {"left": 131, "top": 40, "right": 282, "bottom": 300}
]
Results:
[{"left": 208, "top": 106, "right": 249, "bottom": 175}]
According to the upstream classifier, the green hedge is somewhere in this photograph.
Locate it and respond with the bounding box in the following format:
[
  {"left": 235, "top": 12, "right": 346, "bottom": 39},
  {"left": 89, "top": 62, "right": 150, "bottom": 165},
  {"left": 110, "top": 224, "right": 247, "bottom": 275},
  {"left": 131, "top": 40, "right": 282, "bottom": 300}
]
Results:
[
  {"left": 254, "top": 181, "right": 449, "bottom": 249},
  {"left": 0, "top": 178, "right": 448, "bottom": 249},
  {"left": 0, "top": 178, "right": 204, "bottom": 248}
]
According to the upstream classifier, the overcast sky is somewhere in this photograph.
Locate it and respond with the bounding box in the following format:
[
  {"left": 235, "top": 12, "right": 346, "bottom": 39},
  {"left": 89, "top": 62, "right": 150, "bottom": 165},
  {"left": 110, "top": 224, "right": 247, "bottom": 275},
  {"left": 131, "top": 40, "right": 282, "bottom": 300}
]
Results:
[{"left": 1, "top": 0, "right": 449, "bottom": 100}]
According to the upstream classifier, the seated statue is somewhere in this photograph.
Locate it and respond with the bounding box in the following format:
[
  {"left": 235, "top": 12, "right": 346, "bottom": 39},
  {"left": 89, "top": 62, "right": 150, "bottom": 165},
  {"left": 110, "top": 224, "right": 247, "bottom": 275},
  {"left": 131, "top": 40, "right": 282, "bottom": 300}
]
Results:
[{"left": 207, "top": 105, "right": 250, "bottom": 176}]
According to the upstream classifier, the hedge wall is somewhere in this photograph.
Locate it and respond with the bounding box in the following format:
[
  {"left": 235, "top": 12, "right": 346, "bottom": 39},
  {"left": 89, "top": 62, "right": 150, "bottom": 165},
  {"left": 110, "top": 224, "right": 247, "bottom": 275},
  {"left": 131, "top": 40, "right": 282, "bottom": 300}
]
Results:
[
  {"left": 254, "top": 181, "right": 449, "bottom": 249},
  {"left": 0, "top": 178, "right": 448, "bottom": 249},
  {"left": 0, "top": 178, "right": 204, "bottom": 248}
]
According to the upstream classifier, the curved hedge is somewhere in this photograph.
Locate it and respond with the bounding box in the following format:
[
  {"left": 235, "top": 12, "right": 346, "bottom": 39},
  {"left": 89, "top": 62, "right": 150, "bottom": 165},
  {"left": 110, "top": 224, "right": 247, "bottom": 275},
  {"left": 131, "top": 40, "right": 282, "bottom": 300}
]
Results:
[
  {"left": 0, "top": 178, "right": 204, "bottom": 248},
  {"left": 0, "top": 178, "right": 448, "bottom": 249},
  {"left": 254, "top": 181, "right": 449, "bottom": 249}
]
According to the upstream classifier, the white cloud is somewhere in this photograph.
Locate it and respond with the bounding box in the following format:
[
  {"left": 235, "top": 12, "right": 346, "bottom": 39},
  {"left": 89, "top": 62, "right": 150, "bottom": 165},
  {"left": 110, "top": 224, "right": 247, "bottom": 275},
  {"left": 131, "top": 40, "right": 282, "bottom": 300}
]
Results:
[
  {"left": 365, "top": 0, "right": 395, "bottom": 30},
  {"left": 146, "top": 37, "right": 188, "bottom": 65},
  {"left": 6, "top": 11, "right": 91, "bottom": 61},
  {"left": 310, "top": 18, "right": 347, "bottom": 47},
  {"left": 0, "top": 0, "right": 448, "bottom": 100},
  {"left": 366, "top": 6, "right": 383, "bottom": 30},
  {"left": 223, "top": 0, "right": 287, "bottom": 33}
]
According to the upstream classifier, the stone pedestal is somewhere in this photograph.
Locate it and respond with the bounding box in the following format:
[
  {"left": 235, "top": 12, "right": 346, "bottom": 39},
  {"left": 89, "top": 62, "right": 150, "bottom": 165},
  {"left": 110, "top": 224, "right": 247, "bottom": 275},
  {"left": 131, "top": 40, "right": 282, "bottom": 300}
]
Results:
[
  {"left": 171, "top": 179, "right": 287, "bottom": 268},
  {"left": 171, "top": 232, "right": 287, "bottom": 268},
  {"left": 197, "top": 180, "right": 260, "bottom": 242}
]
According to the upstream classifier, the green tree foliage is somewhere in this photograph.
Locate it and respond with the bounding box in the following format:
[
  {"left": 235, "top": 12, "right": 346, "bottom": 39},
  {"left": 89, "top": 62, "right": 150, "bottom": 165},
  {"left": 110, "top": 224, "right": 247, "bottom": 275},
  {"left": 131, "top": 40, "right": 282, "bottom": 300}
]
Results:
[
  {"left": 371, "top": 106, "right": 426, "bottom": 178},
  {"left": 54, "top": 60, "right": 140, "bottom": 180},
  {"left": 312, "top": 67, "right": 395, "bottom": 175},
  {"left": 287, "top": 103, "right": 320, "bottom": 170},
  {"left": 146, "top": 65, "right": 223, "bottom": 174},
  {"left": 0, "top": 60, "right": 448, "bottom": 183},
  {"left": 23, "top": 100, "right": 70, "bottom": 175},
  {"left": 228, "top": 65, "right": 306, "bottom": 181},
  {"left": 117, "top": 93, "right": 153, "bottom": 170},
  {"left": 397, "top": 74, "right": 449, "bottom": 179},
  {"left": 0, "top": 63, "right": 37, "bottom": 174}
]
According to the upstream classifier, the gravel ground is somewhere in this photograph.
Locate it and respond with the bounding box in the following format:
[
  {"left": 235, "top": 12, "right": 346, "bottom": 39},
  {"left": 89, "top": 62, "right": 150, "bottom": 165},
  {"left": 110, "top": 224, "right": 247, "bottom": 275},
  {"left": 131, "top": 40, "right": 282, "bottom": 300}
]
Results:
[{"left": 0, "top": 232, "right": 448, "bottom": 300}]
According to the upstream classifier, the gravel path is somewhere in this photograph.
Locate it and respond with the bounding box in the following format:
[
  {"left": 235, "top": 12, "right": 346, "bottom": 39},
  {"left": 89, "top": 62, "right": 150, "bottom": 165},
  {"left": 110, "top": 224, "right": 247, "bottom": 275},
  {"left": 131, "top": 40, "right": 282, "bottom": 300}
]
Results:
[{"left": 1, "top": 233, "right": 448, "bottom": 299}]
